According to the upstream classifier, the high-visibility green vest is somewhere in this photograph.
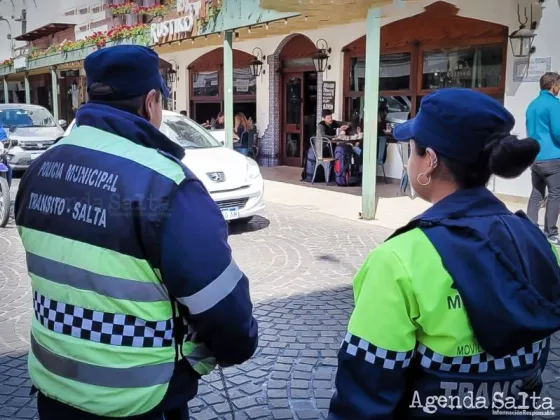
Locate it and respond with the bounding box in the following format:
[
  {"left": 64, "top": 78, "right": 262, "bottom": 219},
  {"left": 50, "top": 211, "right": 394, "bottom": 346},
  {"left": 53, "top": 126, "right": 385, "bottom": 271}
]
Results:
[{"left": 20, "top": 127, "right": 217, "bottom": 417}]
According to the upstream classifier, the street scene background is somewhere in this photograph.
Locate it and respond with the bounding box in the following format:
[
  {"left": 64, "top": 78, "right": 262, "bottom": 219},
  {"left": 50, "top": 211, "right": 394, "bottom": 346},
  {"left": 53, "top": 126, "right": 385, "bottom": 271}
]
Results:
[{"left": 1, "top": 179, "right": 560, "bottom": 420}]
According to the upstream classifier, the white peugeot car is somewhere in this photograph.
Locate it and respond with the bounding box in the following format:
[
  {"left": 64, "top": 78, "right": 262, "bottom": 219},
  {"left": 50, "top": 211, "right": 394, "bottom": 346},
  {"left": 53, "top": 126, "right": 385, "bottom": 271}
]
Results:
[{"left": 63, "top": 111, "right": 264, "bottom": 224}]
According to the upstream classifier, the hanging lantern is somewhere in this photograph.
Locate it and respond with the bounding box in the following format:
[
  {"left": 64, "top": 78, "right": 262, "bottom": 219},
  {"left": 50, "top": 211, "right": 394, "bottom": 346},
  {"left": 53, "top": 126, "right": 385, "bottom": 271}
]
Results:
[
  {"left": 509, "top": 25, "right": 536, "bottom": 58},
  {"left": 313, "top": 38, "right": 331, "bottom": 73},
  {"left": 166, "top": 68, "right": 177, "bottom": 84},
  {"left": 249, "top": 47, "right": 266, "bottom": 77}
]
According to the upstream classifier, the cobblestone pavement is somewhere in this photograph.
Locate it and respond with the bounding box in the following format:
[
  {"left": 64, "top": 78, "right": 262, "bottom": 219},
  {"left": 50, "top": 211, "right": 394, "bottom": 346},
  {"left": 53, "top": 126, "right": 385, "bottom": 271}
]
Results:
[{"left": 1, "top": 179, "right": 560, "bottom": 419}]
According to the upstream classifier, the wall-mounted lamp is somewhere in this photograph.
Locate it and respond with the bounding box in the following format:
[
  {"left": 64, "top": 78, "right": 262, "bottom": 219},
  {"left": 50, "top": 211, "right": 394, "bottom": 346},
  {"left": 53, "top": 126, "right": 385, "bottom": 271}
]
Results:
[
  {"left": 509, "top": 3, "right": 538, "bottom": 60},
  {"left": 168, "top": 59, "right": 180, "bottom": 83},
  {"left": 166, "top": 68, "right": 177, "bottom": 84},
  {"left": 312, "top": 38, "right": 331, "bottom": 73},
  {"left": 249, "top": 47, "right": 266, "bottom": 77}
]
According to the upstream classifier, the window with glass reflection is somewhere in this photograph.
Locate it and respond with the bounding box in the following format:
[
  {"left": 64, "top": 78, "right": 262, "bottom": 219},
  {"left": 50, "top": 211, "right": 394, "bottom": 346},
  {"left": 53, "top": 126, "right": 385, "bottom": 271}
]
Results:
[
  {"left": 349, "top": 53, "right": 411, "bottom": 92},
  {"left": 380, "top": 53, "right": 411, "bottom": 91},
  {"left": 422, "top": 45, "right": 503, "bottom": 90},
  {"left": 192, "top": 71, "right": 219, "bottom": 97},
  {"left": 233, "top": 68, "right": 256, "bottom": 95}
]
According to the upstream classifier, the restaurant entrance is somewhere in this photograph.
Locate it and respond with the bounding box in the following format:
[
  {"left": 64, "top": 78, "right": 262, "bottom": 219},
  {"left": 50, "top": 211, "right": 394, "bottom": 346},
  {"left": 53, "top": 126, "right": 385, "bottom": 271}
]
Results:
[{"left": 279, "top": 34, "right": 319, "bottom": 167}]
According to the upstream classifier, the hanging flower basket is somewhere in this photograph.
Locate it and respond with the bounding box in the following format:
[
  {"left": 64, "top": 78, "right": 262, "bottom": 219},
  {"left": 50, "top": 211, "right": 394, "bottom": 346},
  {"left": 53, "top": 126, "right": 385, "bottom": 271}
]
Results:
[
  {"left": 0, "top": 58, "right": 13, "bottom": 68},
  {"left": 109, "top": 1, "right": 137, "bottom": 16},
  {"left": 138, "top": 4, "right": 168, "bottom": 17},
  {"left": 27, "top": 23, "right": 150, "bottom": 61}
]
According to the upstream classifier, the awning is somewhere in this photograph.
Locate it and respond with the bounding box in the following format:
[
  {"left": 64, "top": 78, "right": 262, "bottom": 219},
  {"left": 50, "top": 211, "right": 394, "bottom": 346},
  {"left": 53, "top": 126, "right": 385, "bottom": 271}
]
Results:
[{"left": 15, "top": 23, "right": 76, "bottom": 42}]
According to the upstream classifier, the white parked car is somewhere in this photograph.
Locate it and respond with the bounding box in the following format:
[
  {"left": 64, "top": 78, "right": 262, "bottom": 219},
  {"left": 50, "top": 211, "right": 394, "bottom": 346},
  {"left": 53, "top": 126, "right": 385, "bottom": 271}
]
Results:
[
  {"left": 1, "top": 104, "right": 66, "bottom": 170},
  {"left": 63, "top": 111, "right": 264, "bottom": 224}
]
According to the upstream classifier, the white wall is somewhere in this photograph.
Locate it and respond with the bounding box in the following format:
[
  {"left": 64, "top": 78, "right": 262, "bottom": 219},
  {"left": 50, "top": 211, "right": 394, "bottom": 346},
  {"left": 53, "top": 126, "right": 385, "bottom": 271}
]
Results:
[{"left": 163, "top": 0, "right": 555, "bottom": 199}]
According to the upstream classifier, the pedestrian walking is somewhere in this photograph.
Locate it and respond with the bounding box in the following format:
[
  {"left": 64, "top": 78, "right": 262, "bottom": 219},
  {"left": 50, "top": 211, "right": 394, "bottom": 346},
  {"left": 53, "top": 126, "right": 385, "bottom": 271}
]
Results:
[
  {"left": 15, "top": 45, "right": 258, "bottom": 419},
  {"left": 328, "top": 89, "right": 560, "bottom": 419},
  {"left": 526, "top": 72, "right": 560, "bottom": 245}
]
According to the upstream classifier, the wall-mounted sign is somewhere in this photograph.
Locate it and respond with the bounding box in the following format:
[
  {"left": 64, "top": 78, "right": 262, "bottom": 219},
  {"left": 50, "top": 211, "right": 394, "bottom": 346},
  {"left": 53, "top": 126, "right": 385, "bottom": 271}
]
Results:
[
  {"left": 151, "top": 0, "right": 202, "bottom": 45},
  {"left": 322, "top": 81, "right": 336, "bottom": 112},
  {"left": 61, "top": 70, "right": 80, "bottom": 78},
  {"left": 513, "top": 57, "right": 552, "bottom": 83}
]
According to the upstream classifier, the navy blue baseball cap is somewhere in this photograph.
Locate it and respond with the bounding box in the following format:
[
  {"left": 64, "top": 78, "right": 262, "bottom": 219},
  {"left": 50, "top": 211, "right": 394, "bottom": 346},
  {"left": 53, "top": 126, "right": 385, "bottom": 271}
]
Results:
[
  {"left": 393, "top": 89, "right": 515, "bottom": 164},
  {"left": 85, "top": 45, "right": 169, "bottom": 100}
]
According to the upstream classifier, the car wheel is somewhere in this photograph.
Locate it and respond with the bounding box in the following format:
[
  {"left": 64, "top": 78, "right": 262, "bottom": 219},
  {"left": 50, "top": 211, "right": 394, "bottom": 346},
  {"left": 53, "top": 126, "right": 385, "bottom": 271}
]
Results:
[{"left": 230, "top": 217, "right": 253, "bottom": 225}]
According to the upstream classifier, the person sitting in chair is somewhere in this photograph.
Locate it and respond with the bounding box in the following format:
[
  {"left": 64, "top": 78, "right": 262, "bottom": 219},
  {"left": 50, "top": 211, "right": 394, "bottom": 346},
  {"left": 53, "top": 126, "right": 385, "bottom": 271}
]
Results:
[{"left": 317, "top": 109, "right": 349, "bottom": 138}]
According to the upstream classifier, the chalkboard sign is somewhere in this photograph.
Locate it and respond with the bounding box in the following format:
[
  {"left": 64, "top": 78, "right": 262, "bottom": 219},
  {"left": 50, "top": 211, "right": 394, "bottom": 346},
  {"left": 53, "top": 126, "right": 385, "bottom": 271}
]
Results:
[{"left": 322, "top": 81, "right": 336, "bottom": 113}]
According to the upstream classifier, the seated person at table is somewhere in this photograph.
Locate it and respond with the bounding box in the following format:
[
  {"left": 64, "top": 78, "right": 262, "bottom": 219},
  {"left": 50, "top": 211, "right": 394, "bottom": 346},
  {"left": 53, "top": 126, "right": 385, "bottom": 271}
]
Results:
[
  {"left": 317, "top": 109, "right": 349, "bottom": 138},
  {"left": 213, "top": 112, "right": 225, "bottom": 129},
  {"left": 233, "top": 112, "right": 250, "bottom": 144}
]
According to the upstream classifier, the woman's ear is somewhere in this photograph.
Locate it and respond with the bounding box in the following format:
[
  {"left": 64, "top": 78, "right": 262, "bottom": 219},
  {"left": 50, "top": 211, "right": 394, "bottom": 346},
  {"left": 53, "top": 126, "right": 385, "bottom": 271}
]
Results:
[{"left": 425, "top": 147, "right": 439, "bottom": 176}]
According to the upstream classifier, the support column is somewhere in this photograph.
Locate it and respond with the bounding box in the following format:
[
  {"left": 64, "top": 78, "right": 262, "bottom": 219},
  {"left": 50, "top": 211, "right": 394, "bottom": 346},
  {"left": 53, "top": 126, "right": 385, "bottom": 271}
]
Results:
[
  {"left": 50, "top": 67, "right": 59, "bottom": 120},
  {"left": 24, "top": 73, "right": 31, "bottom": 104},
  {"left": 223, "top": 31, "right": 234, "bottom": 149},
  {"left": 2, "top": 78, "right": 8, "bottom": 104},
  {"left": 361, "top": 7, "right": 381, "bottom": 220}
]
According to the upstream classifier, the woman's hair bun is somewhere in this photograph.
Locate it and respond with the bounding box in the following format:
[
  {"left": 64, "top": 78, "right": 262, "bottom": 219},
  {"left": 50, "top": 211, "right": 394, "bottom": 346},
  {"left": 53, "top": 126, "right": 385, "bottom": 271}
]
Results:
[{"left": 486, "top": 134, "right": 540, "bottom": 179}]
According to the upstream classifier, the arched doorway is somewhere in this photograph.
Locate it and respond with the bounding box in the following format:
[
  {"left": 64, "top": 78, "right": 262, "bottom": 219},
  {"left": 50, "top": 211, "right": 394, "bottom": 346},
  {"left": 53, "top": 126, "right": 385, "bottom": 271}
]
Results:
[
  {"left": 277, "top": 34, "right": 319, "bottom": 167},
  {"left": 342, "top": 1, "right": 509, "bottom": 126},
  {"left": 188, "top": 47, "right": 257, "bottom": 125}
]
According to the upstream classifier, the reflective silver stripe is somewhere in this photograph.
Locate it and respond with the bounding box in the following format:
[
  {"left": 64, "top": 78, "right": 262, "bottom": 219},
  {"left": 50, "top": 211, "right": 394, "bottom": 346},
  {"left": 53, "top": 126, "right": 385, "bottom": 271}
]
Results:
[
  {"left": 177, "top": 260, "right": 243, "bottom": 315},
  {"left": 27, "top": 252, "right": 168, "bottom": 302},
  {"left": 31, "top": 334, "right": 174, "bottom": 388}
]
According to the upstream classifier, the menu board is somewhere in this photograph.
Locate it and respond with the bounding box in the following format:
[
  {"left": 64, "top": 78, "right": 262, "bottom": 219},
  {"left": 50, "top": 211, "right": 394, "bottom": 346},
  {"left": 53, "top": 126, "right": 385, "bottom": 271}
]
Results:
[{"left": 322, "top": 81, "right": 336, "bottom": 112}]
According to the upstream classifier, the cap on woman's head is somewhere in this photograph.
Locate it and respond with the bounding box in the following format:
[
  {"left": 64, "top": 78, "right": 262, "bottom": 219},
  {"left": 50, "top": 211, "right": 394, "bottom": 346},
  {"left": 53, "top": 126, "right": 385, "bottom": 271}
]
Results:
[
  {"left": 393, "top": 89, "right": 515, "bottom": 164},
  {"left": 84, "top": 45, "right": 169, "bottom": 100}
]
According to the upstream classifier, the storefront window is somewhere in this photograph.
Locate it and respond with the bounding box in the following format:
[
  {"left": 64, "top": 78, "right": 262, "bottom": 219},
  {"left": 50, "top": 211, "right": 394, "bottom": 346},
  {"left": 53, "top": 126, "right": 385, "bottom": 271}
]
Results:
[
  {"left": 233, "top": 68, "right": 256, "bottom": 96},
  {"left": 422, "top": 45, "right": 503, "bottom": 90},
  {"left": 380, "top": 53, "right": 411, "bottom": 91},
  {"left": 192, "top": 71, "right": 219, "bottom": 97},
  {"left": 350, "top": 53, "right": 411, "bottom": 92},
  {"left": 350, "top": 58, "right": 365, "bottom": 92}
]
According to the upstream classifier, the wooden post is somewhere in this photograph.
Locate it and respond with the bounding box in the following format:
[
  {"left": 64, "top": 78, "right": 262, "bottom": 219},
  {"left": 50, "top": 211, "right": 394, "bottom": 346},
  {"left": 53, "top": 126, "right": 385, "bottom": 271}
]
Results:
[
  {"left": 361, "top": 7, "right": 382, "bottom": 220},
  {"left": 223, "top": 31, "right": 234, "bottom": 149}
]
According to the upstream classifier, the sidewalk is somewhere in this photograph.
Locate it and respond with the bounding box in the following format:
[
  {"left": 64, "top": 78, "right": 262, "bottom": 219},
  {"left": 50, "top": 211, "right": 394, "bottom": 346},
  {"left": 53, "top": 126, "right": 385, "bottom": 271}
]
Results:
[{"left": 261, "top": 167, "right": 532, "bottom": 231}]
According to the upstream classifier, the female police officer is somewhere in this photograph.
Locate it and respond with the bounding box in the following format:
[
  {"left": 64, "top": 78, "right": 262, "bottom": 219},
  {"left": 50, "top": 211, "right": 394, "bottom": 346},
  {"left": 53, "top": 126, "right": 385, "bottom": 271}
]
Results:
[{"left": 329, "top": 89, "right": 560, "bottom": 419}]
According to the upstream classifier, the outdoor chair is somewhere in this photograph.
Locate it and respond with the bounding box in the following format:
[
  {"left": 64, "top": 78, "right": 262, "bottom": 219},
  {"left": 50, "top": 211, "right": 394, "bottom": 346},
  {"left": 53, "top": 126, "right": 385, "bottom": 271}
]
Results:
[
  {"left": 377, "top": 135, "right": 388, "bottom": 184},
  {"left": 235, "top": 131, "right": 250, "bottom": 156},
  {"left": 309, "top": 136, "right": 334, "bottom": 184}
]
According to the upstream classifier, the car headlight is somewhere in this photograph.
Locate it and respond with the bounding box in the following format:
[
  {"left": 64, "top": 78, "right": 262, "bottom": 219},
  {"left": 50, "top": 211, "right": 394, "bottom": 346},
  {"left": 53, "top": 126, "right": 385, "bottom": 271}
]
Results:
[{"left": 246, "top": 157, "right": 261, "bottom": 182}]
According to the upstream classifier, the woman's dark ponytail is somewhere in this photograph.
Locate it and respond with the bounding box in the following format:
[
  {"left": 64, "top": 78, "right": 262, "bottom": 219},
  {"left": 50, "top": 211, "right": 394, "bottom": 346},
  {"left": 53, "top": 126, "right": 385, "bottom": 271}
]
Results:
[{"left": 485, "top": 134, "right": 540, "bottom": 179}]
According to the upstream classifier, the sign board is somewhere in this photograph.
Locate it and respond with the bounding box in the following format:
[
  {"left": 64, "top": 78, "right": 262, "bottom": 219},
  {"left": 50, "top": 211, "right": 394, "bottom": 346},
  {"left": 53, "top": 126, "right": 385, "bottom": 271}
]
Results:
[
  {"left": 322, "top": 81, "right": 336, "bottom": 112},
  {"left": 513, "top": 57, "right": 552, "bottom": 82},
  {"left": 61, "top": 70, "right": 80, "bottom": 78},
  {"left": 151, "top": 0, "right": 203, "bottom": 44}
]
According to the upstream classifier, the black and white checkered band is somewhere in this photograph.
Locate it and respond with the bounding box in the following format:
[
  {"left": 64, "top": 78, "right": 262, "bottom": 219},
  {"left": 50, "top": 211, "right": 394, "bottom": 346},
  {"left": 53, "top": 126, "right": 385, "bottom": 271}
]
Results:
[
  {"left": 417, "top": 339, "right": 549, "bottom": 374},
  {"left": 33, "top": 291, "right": 173, "bottom": 348},
  {"left": 342, "top": 333, "right": 415, "bottom": 369}
]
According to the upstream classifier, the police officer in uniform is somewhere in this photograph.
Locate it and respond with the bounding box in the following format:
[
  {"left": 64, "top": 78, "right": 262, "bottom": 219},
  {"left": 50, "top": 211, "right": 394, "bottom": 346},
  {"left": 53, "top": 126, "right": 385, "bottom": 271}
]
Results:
[
  {"left": 15, "top": 45, "right": 258, "bottom": 419},
  {"left": 329, "top": 89, "right": 560, "bottom": 419}
]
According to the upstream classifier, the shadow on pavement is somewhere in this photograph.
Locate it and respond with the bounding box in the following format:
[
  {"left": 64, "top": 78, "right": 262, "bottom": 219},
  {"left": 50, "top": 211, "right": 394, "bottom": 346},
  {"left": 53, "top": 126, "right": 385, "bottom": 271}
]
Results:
[{"left": 228, "top": 215, "right": 270, "bottom": 236}]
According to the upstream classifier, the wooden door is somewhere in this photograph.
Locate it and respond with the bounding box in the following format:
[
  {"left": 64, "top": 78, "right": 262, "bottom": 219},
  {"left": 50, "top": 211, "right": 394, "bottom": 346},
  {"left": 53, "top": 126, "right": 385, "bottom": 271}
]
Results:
[{"left": 282, "top": 72, "right": 305, "bottom": 167}]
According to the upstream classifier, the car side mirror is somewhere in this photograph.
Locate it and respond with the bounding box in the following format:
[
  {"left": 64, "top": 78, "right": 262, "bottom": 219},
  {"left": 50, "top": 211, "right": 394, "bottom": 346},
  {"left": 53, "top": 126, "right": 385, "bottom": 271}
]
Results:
[
  {"left": 58, "top": 119, "right": 67, "bottom": 128},
  {"left": 8, "top": 125, "right": 16, "bottom": 134}
]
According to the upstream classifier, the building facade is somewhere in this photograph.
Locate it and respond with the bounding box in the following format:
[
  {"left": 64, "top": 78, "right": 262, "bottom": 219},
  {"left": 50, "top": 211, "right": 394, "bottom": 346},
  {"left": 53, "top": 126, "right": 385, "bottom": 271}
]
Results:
[
  {"left": 156, "top": 0, "right": 554, "bottom": 200},
  {"left": 0, "top": 0, "right": 165, "bottom": 121}
]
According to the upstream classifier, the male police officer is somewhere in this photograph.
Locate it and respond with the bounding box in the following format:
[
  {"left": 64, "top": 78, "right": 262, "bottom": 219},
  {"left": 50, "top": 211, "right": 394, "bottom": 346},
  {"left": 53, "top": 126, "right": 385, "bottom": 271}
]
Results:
[{"left": 15, "top": 45, "right": 258, "bottom": 419}]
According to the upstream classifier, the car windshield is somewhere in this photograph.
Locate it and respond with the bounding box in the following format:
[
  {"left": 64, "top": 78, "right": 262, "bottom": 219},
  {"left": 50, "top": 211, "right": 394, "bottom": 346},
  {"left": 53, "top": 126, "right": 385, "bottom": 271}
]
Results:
[
  {"left": 0, "top": 107, "right": 56, "bottom": 128},
  {"left": 160, "top": 115, "right": 221, "bottom": 149}
]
